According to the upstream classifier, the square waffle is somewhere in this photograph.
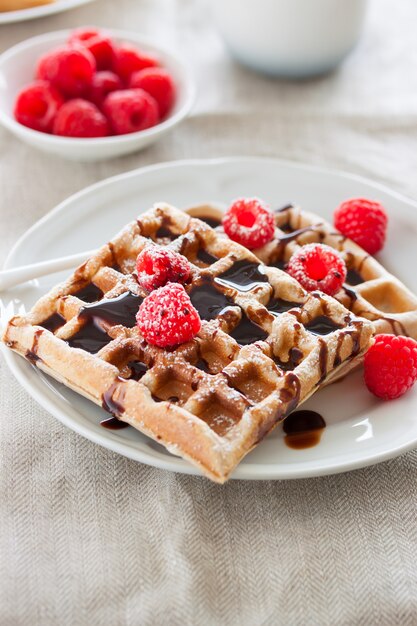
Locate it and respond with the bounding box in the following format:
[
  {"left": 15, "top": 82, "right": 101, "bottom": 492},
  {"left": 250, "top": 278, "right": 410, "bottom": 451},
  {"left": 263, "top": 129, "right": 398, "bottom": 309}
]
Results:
[
  {"left": 2, "top": 203, "right": 373, "bottom": 482},
  {"left": 187, "top": 203, "right": 417, "bottom": 341}
]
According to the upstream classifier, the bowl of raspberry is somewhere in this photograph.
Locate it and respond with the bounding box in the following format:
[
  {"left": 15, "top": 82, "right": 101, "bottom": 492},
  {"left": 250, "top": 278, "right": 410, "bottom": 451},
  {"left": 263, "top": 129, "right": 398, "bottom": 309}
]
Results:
[{"left": 0, "top": 28, "right": 195, "bottom": 160}]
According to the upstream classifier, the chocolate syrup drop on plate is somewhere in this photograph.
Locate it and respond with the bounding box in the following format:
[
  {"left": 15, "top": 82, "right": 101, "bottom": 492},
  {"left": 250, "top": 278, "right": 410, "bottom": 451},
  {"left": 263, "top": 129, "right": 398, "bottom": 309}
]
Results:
[
  {"left": 305, "top": 316, "right": 343, "bottom": 335},
  {"left": 101, "top": 417, "right": 129, "bottom": 430},
  {"left": 267, "top": 297, "right": 302, "bottom": 317},
  {"left": 74, "top": 282, "right": 104, "bottom": 303},
  {"left": 189, "top": 282, "right": 235, "bottom": 321},
  {"left": 215, "top": 260, "right": 269, "bottom": 292},
  {"left": 229, "top": 311, "right": 268, "bottom": 345},
  {"left": 283, "top": 410, "right": 326, "bottom": 449},
  {"left": 39, "top": 312, "right": 66, "bottom": 333}
]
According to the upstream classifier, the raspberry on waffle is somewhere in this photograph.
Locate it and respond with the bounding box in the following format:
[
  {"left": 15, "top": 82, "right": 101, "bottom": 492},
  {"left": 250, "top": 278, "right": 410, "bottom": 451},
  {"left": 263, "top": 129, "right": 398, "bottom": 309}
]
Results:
[
  {"left": 2, "top": 203, "right": 373, "bottom": 482},
  {"left": 189, "top": 202, "right": 417, "bottom": 341}
]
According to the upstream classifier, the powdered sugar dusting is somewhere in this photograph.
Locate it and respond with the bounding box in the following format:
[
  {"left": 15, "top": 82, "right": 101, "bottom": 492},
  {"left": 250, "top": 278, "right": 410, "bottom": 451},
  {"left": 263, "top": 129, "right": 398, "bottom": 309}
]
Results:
[{"left": 136, "top": 283, "right": 201, "bottom": 347}]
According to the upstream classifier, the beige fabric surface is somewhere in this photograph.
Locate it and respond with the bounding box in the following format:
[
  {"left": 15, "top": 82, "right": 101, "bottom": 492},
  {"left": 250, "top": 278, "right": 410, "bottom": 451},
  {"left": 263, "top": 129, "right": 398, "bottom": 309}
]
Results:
[{"left": 1, "top": 0, "right": 417, "bottom": 624}]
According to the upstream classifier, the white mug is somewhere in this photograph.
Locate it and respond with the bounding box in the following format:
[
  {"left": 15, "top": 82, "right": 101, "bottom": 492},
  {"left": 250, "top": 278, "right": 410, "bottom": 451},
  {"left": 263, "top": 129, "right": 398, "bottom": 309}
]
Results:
[{"left": 211, "top": 0, "right": 368, "bottom": 77}]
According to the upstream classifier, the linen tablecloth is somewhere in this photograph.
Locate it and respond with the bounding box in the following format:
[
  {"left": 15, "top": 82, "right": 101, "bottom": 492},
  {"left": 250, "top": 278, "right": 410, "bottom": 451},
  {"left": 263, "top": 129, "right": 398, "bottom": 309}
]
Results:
[{"left": 1, "top": 1, "right": 417, "bottom": 623}]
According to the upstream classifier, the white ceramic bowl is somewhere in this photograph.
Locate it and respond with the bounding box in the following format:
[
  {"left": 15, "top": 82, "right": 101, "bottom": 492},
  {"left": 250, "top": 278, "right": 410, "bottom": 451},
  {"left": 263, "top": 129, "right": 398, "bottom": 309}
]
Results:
[
  {"left": 211, "top": 0, "right": 368, "bottom": 77},
  {"left": 0, "top": 30, "right": 195, "bottom": 161}
]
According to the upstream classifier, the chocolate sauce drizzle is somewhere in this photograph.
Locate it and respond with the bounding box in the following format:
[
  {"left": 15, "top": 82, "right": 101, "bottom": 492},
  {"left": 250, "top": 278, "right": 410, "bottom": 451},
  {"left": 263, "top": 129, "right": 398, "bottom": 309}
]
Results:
[
  {"left": 280, "top": 373, "right": 301, "bottom": 415},
  {"left": 68, "top": 291, "right": 143, "bottom": 354},
  {"left": 275, "top": 203, "right": 294, "bottom": 213},
  {"left": 39, "top": 313, "right": 66, "bottom": 333},
  {"left": 273, "top": 347, "right": 303, "bottom": 371},
  {"left": 80, "top": 291, "right": 143, "bottom": 328},
  {"left": 25, "top": 329, "right": 43, "bottom": 364},
  {"left": 74, "top": 283, "right": 104, "bottom": 303},
  {"left": 271, "top": 259, "right": 287, "bottom": 271},
  {"left": 195, "top": 358, "right": 211, "bottom": 373},
  {"left": 283, "top": 410, "right": 326, "bottom": 449},
  {"left": 318, "top": 339, "right": 328, "bottom": 382},
  {"left": 215, "top": 260, "right": 269, "bottom": 292},
  {"left": 101, "top": 380, "right": 129, "bottom": 430},
  {"left": 196, "top": 248, "right": 219, "bottom": 266},
  {"left": 128, "top": 360, "right": 148, "bottom": 381},
  {"left": 67, "top": 319, "right": 111, "bottom": 354},
  {"left": 198, "top": 216, "right": 221, "bottom": 229},
  {"left": 267, "top": 297, "right": 302, "bottom": 317},
  {"left": 346, "top": 269, "right": 363, "bottom": 286},
  {"left": 189, "top": 282, "right": 235, "bottom": 321},
  {"left": 271, "top": 225, "right": 323, "bottom": 266},
  {"left": 155, "top": 226, "right": 177, "bottom": 240},
  {"left": 342, "top": 285, "right": 358, "bottom": 307},
  {"left": 229, "top": 310, "right": 268, "bottom": 346},
  {"left": 305, "top": 316, "right": 343, "bottom": 335}
]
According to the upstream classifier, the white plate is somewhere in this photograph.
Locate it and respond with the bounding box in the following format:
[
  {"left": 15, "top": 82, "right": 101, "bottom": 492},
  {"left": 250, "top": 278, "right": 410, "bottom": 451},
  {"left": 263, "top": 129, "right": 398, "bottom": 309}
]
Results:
[
  {"left": 0, "top": 0, "right": 94, "bottom": 24},
  {"left": 2, "top": 157, "right": 417, "bottom": 480}
]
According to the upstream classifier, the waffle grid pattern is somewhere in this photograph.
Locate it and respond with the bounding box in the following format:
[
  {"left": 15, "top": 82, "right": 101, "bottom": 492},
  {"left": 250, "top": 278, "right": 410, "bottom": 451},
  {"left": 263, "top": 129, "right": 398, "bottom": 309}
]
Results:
[
  {"left": 189, "top": 202, "right": 417, "bottom": 341},
  {"left": 3, "top": 203, "right": 373, "bottom": 482}
]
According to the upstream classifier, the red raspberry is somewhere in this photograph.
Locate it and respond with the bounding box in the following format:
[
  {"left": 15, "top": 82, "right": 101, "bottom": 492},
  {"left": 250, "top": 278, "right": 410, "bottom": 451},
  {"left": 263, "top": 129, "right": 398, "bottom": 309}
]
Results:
[
  {"left": 286, "top": 243, "right": 347, "bottom": 296},
  {"left": 112, "top": 43, "right": 159, "bottom": 83},
  {"left": 87, "top": 71, "right": 123, "bottom": 107},
  {"left": 129, "top": 68, "right": 176, "bottom": 119},
  {"left": 36, "top": 45, "right": 96, "bottom": 98},
  {"left": 222, "top": 198, "right": 275, "bottom": 249},
  {"left": 334, "top": 198, "right": 388, "bottom": 255},
  {"left": 103, "top": 89, "right": 159, "bottom": 134},
  {"left": 136, "top": 246, "right": 191, "bottom": 291},
  {"left": 14, "top": 80, "right": 63, "bottom": 133},
  {"left": 136, "top": 283, "right": 201, "bottom": 348},
  {"left": 364, "top": 334, "right": 417, "bottom": 400},
  {"left": 68, "top": 28, "right": 115, "bottom": 70},
  {"left": 53, "top": 99, "right": 109, "bottom": 138}
]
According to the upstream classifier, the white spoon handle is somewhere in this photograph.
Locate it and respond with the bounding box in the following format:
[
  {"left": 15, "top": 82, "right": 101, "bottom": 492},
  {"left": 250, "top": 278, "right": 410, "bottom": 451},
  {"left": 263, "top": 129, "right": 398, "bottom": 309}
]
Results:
[{"left": 0, "top": 249, "right": 95, "bottom": 291}]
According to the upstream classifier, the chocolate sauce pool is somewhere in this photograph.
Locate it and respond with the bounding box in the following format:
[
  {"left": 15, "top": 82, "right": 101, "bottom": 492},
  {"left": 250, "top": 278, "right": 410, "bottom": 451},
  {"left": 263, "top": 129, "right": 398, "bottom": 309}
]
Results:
[
  {"left": 283, "top": 410, "right": 326, "bottom": 449},
  {"left": 216, "top": 260, "right": 269, "bottom": 292},
  {"left": 229, "top": 310, "right": 268, "bottom": 345},
  {"left": 68, "top": 291, "right": 143, "bottom": 354},
  {"left": 189, "top": 282, "right": 235, "bottom": 321}
]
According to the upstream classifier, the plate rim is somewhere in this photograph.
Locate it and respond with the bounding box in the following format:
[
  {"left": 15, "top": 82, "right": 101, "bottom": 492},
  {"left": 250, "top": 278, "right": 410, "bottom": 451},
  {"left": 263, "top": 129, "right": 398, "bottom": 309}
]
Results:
[
  {"left": 2, "top": 156, "right": 417, "bottom": 480},
  {"left": 0, "top": 0, "right": 95, "bottom": 24}
]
